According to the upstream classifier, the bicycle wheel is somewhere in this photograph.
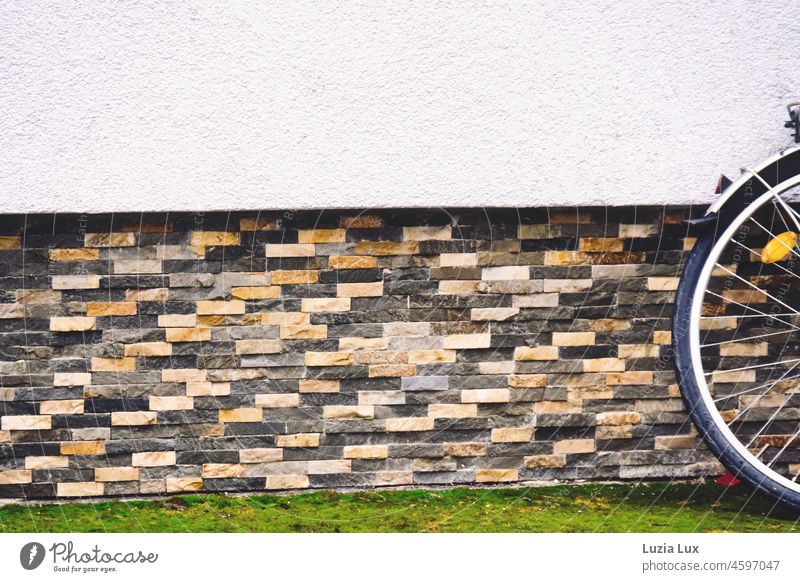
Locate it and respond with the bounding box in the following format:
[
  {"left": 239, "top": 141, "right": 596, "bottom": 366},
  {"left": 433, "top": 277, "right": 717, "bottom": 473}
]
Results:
[{"left": 673, "top": 150, "right": 800, "bottom": 509}]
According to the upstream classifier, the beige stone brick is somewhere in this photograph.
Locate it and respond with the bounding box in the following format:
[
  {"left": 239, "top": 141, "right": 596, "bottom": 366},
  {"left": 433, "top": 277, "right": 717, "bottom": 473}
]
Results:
[
  {"left": 606, "top": 371, "right": 653, "bottom": 385},
  {"left": 596, "top": 411, "right": 641, "bottom": 426},
  {"left": 231, "top": 286, "right": 281, "bottom": 300},
  {"left": 301, "top": 297, "right": 351, "bottom": 312},
  {"left": 124, "top": 342, "right": 172, "bottom": 357},
  {"left": 508, "top": 374, "right": 547, "bottom": 388},
  {"left": 166, "top": 327, "right": 212, "bottom": 342},
  {"left": 85, "top": 233, "right": 135, "bottom": 247},
  {"left": 95, "top": 467, "right": 140, "bottom": 482},
  {"left": 126, "top": 287, "right": 169, "bottom": 301},
  {"left": 166, "top": 477, "right": 203, "bottom": 492},
  {"left": 2, "top": 415, "right": 51, "bottom": 430},
  {"left": 266, "top": 474, "right": 310, "bottom": 489},
  {"left": 552, "top": 332, "right": 595, "bottom": 346},
  {"left": 276, "top": 433, "right": 320, "bottom": 448},
  {"left": 535, "top": 401, "right": 582, "bottom": 414},
  {"left": 132, "top": 451, "right": 176, "bottom": 467},
  {"left": 339, "top": 337, "right": 388, "bottom": 351},
  {"left": 57, "top": 482, "right": 104, "bottom": 497},
  {"left": 0, "top": 303, "right": 23, "bottom": 319},
  {"left": 337, "top": 282, "right": 384, "bottom": 297},
  {"left": 39, "top": 400, "right": 84, "bottom": 415},
  {"left": 162, "top": 368, "right": 207, "bottom": 382},
  {"left": 113, "top": 259, "right": 162, "bottom": 274},
  {"left": 61, "top": 441, "right": 105, "bottom": 455},
  {"left": 0, "top": 469, "right": 32, "bottom": 484},
  {"left": 305, "top": 351, "right": 354, "bottom": 366},
  {"left": 440, "top": 253, "right": 478, "bottom": 267},
  {"left": 408, "top": 349, "right": 456, "bottom": 364},
  {"left": 343, "top": 445, "right": 388, "bottom": 459},
  {"left": 429, "top": 403, "right": 478, "bottom": 418},
  {"left": 271, "top": 270, "right": 319, "bottom": 285},
  {"left": 91, "top": 357, "right": 136, "bottom": 372},
  {"left": 25, "top": 456, "right": 68, "bottom": 469},
  {"left": 369, "top": 364, "right": 416, "bottom": 377},
  {"left": 53, "top": 372, "right": 92, "bottom": 386},
  {"left": 149, "top": 396, "right": 194, "bottom": 411},
  {"left": 202, "top": 463, "right": 246, "bottom": 478},
  {"left": 50, "top": 316, "right": 96, "bottom": 332},
  {"left": 647, "top": 277, "right": 680, "bottom": 291},
  {"left": 476, "top": 469, "right": 518, "bottom": 483},
  {"left": 542, "top": 278, "right": 592, "bottom": 293},
  {"left": 197, "top": 300, "right": 246, "bottom": 315},
  {"left": 619, "top": 223, "right": 657, "bottom": 238},
  {"left": 299, "top": 229, "right": 346, "bottom": 243},
  {"left": 219, "top": 408, "right": 262, "bottom": 423},
  {"left": 618, "top": 344, "right": 660, "bottom": 358},
  {"left": 553, "top": 439, "right": 595, "bottom": 454},
  {"left": 49, "top": 248, "right": 100, "bottom": 261},
  {"left": 355, "top": 241, "right": 418, "bottom": 255},
  {"left": 583, "top": 358, "right": 625, "bottom": 372},
  {"left": 444, "top": 442, "right": 488, "bottom": 457},
  {"left": 524, "top": 454, "right": 567, "bottom": 469},
  {"left": 280, "top": 324, "right": 327, "bottom": 339},
  {"left": 589, "top": 318, "right": 631, "bottom": 332},
  {"left": 712, "top": 369, "right": 756, "bottom": 384},
  {"left": 186, "top": 381, "right": 231, "bottom": 396},
  {"left": 255, "top": 394, "right": 300, "bottom": 408},
  {"left": 481, "top": 266, "right": 529, "bottom": 280},
  {"left": 386, "top": 417, "right": 435, "bottom": 432},
  {"left": 480, "top": 361, "right": 516, "bottom": 375},
  {"left": 491, "top": 427, "right": 533, "bottom": 443},
  {"left": 514, "top": 346, "right": 558, "bottom": 361},
  {"left": 653, "top": 330, "right": 671, "bottom": 344},
  {"left": 299, "top": 379, "right": 340, "bottom": 393},
  {"left": 266, "top": 243, "right": 316, "bottom": 257},
  {"left": 461, "top": 389, "right": 510, "bottom": 403},
  {"left": 471, "top": 307, "right": 519, "bottom": 321},
  {"left": 438, "top": 280, "right": 480, "bottom": 295},
  {"left": 261, "top": 312, "right": 310, "bottom": 325},
  {"left": 240, "top": 448, "right": 283, "bottom": 463},
  {"left": 111, "top": 411, "right": 157, "bottom": 426},
  {"left": 235, "top": 339, "right": 282, "bottom": 355},
  {"left": 403, "top": 226, "right": 451, "bottom": 241},
  {"left": 52, "top": 275, "right": 102, "bottom": 290},
  {"left": 358, "top": 391, "right": 405, "bottom": 406},
  {"left": 442, "top": 334, "right": 491, "bottom": 350},
  {"left": 719, "top": 342, "right": 769, "bottom": 357},
  {"left": 512, "top": 293, "right": 559, "bottom": 308},
  {"left": 655, "top": 436, "right": 696, "bottom": 450},
  {"left": 329, "top": 255, "right": 377, "bottom": 269},
  {"left": 157, "top": 314, "right": 197, "bottom": 328},
  {"left": 323, "top": 405, "right": 374, "bottom": 419}
]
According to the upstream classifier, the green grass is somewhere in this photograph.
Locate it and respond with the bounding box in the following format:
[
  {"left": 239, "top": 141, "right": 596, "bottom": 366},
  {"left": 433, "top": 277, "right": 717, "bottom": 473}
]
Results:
[{"left": 1, "top": 482, "right": 799, "bottom": 533}]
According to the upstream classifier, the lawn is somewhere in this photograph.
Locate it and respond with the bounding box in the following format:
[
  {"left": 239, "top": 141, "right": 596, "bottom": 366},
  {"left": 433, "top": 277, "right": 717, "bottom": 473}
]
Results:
[{"left": 1, "top": 481, "right": 798, "bottom": 533}]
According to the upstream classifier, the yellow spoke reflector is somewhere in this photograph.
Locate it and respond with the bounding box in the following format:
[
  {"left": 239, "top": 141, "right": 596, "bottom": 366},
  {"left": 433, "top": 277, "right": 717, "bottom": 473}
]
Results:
[{"left": 761, "top": 231, "right": 798, "bottom": 263}]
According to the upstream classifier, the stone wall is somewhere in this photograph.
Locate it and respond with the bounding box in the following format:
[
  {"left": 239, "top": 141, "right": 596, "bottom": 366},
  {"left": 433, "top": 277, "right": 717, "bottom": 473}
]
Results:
[{"left": 0, "top": 207, "right": 723, "bottom": 499}]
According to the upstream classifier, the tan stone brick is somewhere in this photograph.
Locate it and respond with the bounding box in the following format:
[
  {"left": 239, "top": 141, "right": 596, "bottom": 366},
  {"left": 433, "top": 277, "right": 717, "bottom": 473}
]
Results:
[
  {"left": 166, "top": 327, "right": 212, "bottom": 342},
  {"left": 86, "top": 302, "right": 137, "bottom": 317},
  {"left": 552, "top": 332, "right": 595, "bottom": 346},
  {"left": 261, "top": 312, "right": 310, "bottom": 325},
  {"left": 408, "top": 349, "right": 456, "bottom": 364},
  {"left": 508, "top": 374, "right": 547, "bottom": 388},
  {"left": 339, "top": 215, "right": 383, "bottom": 229},
  {"left": 0, "top": 235, "right": 21, "bottom": 249},
  {"left": 386, "top": 417, "right": 435, "bottom": 432},
  {"left": 25, "top": 456, "right": 69, "bottom": 469},
  {"left": 712, "top": 369, "right": 757, "bottom": 384},
  {"left": 442, "top": 334, "right": 491, "bottom": 350},
  {"left": 618, "top": 344, "right": 660, "bottom": 358},
  {"left": 588, "top": 318, "right": 631, "bottom": 332},
  {"left": 271, "top": 270, "right": 319, "bottom": 285},
  {"left": 329, "top": 255, "right": 378, "bottom": 269},
  {"left": 305, "top": 351, "right": 354, "bottom": 366},
  {"left": 355, "top": 241, "right": 418, "bottom": 255},
  {"left": 40, "top": 400, "right": 84, "bottom": 415},
  {"left": 61, "top": 441, "right": 105, "bottom": 455},
  {"left": 240, "top": 448, "right": 283, "bottom": 463},
  {"left": 111, "top": 411, "right": 157, "bottom": 426},
  {"left": 52, "top": 275, "right": 101, "bottom": 290},
  {"left": 191, "top": 231, "right": 239, "bottom": 250},
  {"left": 298, "top": 229, "right": 346, "bottom": 243},
  {"left": 202, "top": 463, "right": 246, "bottom": 478},
  {"left": 49, "top": 248, "right": 100, "bottom": 261},
  {"left": 166, "top": 477, "right": 204, "bottom": 492},
  {"left": 231, "top": 286, "right": 281, "bottom": 300},
  {"left": 158, "top": 315, "right": 197, "bottom": 330},
  {"left": 653, "top": 330, "right": 671, "bottom": 344},
  {"left": 337, "top": 282, "right": 384, "bottom": 297},
  {"left": 266, "top": 474, "right": 310, "bottom": 489},
  {"left": 491, "top": 427, "right": 533, "bottom": 443},
  {"left": 235, "top": 339, "right": 282, "bottom": 355},
  {"left": 655, "top": 436, "right": 696, "bottom": 450},
  {"left": 444, "top": 442, "right": 488, "bottom": 457},
  {"left": 126, "top": 287, "right": 169, "bottom": 301},
  {"left": 50, "top": 316, "right": 96, "bottom": 332},
  {"left": 276, "top": 433, "right": 320, "bottom": 448},
  {"left": 240, "top": 217, "right": 280, "bottom": 231},
  {"left": 2, "top": 415, "right": 51, "bottom": 430},
  {"left": 579, "top": 237, "right": 624, "bottom": 252},
  {"left": 299, "top": 379, "right": 340, "bottom": 393},
  {"left": 369, "top": 364, "right": 416, "bottom": 377},
  {"left": 596, "top": 425, "right": 633, "bottom": 439},
  {"left": 647, "top": 277, "right": 680, "bottom": 291},
  {"left": 197, "top": 300, "right": 246, "bottom": 315},
  {"left": 619, "top": 223, "right": 657, "bottom": 238},
  {"left": 53, "top": 372, "right": 92, "bottom": 386},
  {"left": 596, "top": 411, "right": 641, "bottom": 425},
  {"left": 132, "top": 451, "right": 176, "bottom": 467},
  {"left": 186, "top": 381, "right": 230, "bottom": 396},
  {"left": 524, "top": 454, "right": 567, "bottom": 469},
  {"left": 606, "top": 371, "right": 653, "bottom": 385},
  {"left": 429, "top": 403, "right": 478, "bottom": 418},
  {"left": 85, "top": 233, "right": 135, "bottom": 247},
  {"left": 266, "top": 243, "right": 316, "bottom": 257},
  {"left": 91, "top": 357, "right": 136, "bottom": 371},
  {"left": 0, "top": 303, "right": 23, "bottom": 319},
  {"left": 339, "top": 337, "right": 387, "bottom": 351},
  {"left": 280, "top": 324, "right": 327, "bottom": 339},
  {"left": 553, "top": 439, "right": 595, "bottom": 454},
  {"left": 343, "top": 445, "right": 388, "bottom": 459},
  {"left": 719, "top": 342, "right": 769, "bottom": 357},
  {"left": 57, "top": 482, "right": 104, "bottom": 497},
  {"left": 583, "top": 358, "right": 625, "bottom": 372},
  {"left": 0, "top": 469, "right": 32, "bottom": 484},
  {"left": 476, "top": 469, "right": 518, "bottom": 483},
  {"left": 440, "top": 253, "right": 478, "bottom": 267},
  {"left": 512, "top": 293, "right": 559, "bottom": 308},
  {"left": 219, "top": 408, "right": 262, "bottom": 423},
  {"left": 471, "top": 307, "right": 519, "bottom": 321},
  {"left": 95, "top": 467, "right": 140, "bottom": 482},
  {"left": 149, "top": 396, "right": 194, "bottom": 411},
  {"left": 323, "top": 405, "right": 374, "bottom": 419},
  {"left": 542, "top": 278, "right": 592, "bottom": 293},
  {"left": 461, "top": 389, "right": 510, "bottom": 403},
  {"left": 301, "top": 297, "right": 351, "bottom": 312},
  {"left": 514, "top": 346, "right": 558, "bottom": 361},
  {"left": 162, "top": 368, "right": 207, "bottom": 382},
  {"left": 403, "top": 226, "right": 451, "bottom": 241},
  {"left": 255, "top": 394, "right": 299, "bottom": 408},
  {"left": 438, "top": 280, "right": 480, "bottom": 295},
  {"left": 124, "top": 342, "right": 172, "bottom": 357}
]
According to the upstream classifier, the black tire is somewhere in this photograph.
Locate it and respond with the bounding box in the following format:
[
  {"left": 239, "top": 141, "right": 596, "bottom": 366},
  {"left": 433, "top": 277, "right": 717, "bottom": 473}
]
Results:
[{"left": 673, "top": 212, "right": 800, "bottom": 510}]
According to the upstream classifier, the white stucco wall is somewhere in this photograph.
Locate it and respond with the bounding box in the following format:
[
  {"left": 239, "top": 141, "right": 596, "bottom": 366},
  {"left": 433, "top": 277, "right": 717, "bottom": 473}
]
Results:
[{"left": 2, "top": 1, "right": 799, "bottom": 213}]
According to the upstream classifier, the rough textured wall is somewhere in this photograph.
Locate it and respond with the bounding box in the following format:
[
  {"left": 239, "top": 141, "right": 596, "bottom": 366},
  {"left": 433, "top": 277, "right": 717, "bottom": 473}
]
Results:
[
  {"left": 2, "top": 1, "right": 799, "bottom": 212},
  {"left": 0, "top": 208, "right": 722, "bottom": 499}
]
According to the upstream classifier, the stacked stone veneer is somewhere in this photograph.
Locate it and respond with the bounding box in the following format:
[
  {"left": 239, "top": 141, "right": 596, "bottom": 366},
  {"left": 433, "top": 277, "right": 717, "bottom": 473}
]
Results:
[{"left": 0, "top": 207, "right": 723, "bottom": 499}]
